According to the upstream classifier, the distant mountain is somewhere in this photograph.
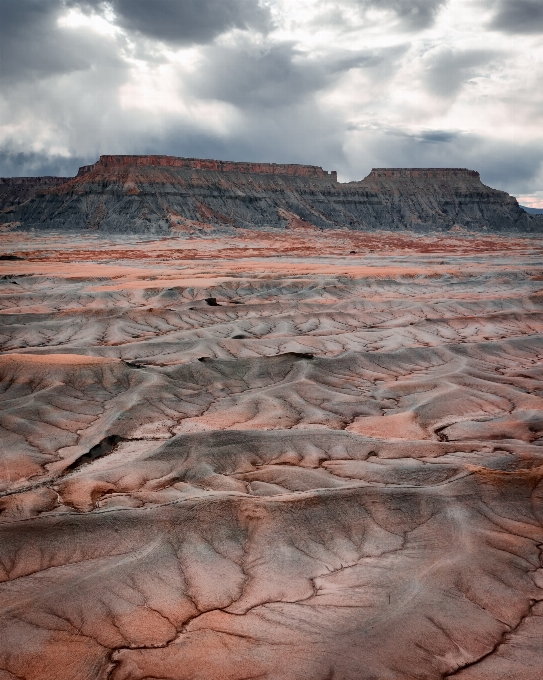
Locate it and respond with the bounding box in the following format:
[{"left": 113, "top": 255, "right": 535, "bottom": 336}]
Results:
[
  {"left": 521, "top": 205, "right": 543, "bottom": 214},
  {"left": 1, "top": 155, "right": 542, "bottom": 233}
]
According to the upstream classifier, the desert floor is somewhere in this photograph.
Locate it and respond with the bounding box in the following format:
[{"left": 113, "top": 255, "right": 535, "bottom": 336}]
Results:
[{"left": 1, "top": 228, "right": 543, "bottom": 679}]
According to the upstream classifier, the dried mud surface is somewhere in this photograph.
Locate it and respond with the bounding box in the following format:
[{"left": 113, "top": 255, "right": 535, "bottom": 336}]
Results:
[{"left": 1, "top": 230, "right": 543, "bottom": 679}]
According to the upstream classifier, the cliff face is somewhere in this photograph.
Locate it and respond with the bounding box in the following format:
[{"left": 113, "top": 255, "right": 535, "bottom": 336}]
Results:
[
  {"left": 0, "top": 156, "right": 540, "bottom": 233},
  {"left": 356, "top": 168, "right": 537, "bottom": 232}
]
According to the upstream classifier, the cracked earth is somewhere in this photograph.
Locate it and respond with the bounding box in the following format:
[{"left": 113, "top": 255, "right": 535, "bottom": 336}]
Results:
[{"left": 1, "top": 229, "right": 543, "bottom": 679}]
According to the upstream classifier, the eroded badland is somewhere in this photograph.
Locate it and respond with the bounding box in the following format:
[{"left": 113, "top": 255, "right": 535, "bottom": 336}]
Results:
[{"left": 1, "top": 157, "right": 543, "bottom": 680}]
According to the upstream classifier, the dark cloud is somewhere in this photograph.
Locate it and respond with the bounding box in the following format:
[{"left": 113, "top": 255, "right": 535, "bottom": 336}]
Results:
[
  {"left": 488, "top": 0, "right": 543, "bottom": 34},
  {"left": 0, "top": 0, "right": 89, "bottom": 82},
  {"left": 0, "top": 0, "right": 128, "bottom": 86},
  {"left": 345, "top": 123, "right": 463, "bottom": 145},
  {"left": 189, "top": 43, "right": 324, "bottom": 108},
  {"left": 190, "top": 43, "right": 403, "bottom": 109},
  {"left": 0, "top": 149, "right": 90, "bottom": 177},
  {"left": 415, "top": 130, "right": 460, "bottom": 143},
  {"left": 73, "top": 0, "right": 272, "bottom": 45},
  {"left": 422, "top": 47, "right": 501, "bottom": 97}
]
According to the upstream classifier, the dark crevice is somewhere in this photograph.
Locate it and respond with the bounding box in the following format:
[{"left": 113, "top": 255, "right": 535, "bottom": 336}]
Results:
[
  {"left": 435, "top": 425, "right": 450, "bottom": 442},
  {"left": 123, "top": 361, "right": 145, "bottom": 368},
  {"left": 66, "top": 435, "right": 127, "bottom": 471},
  {"left": 205, "top": 297, "right": 220, "bottom": 306},
  {"left": 444, "top": 597, "right": 541, "bottom": 677}
]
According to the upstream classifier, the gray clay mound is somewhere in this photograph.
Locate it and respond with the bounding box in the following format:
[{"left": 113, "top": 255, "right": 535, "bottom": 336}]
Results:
[{"left": 0, "top": 223, "right": 542, "bottom": 679}]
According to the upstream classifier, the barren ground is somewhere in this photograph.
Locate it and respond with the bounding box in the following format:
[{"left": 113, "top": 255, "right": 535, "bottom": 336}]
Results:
[{"left": 1, "top": 228, "right": 543, "bottom": 680}]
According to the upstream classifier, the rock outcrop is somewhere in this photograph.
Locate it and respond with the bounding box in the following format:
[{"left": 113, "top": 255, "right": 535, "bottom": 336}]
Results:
[
  {"left": 0, "top": 155, "right": 540, "bottom": 233},
  {"left": 357, "top": 168, "right": 539, "bottom": 231}
]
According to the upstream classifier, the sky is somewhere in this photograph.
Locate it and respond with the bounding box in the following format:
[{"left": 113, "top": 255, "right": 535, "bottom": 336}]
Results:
[{"left": 0, "top": 0, "right": 542, "bottom": 206}]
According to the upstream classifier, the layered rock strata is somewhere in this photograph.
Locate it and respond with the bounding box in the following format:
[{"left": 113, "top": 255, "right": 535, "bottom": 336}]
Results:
[{"left": 0, "top": 155, "right": 540, "bottom": 233}]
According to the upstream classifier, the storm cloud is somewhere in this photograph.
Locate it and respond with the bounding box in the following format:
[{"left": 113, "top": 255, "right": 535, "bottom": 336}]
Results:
[
  {"left": 489, "top": 0, "right": 543, "bottom": 34},
  {"left": 422, "top": 47, "right": 502, "bottom": 97},
  {"left": 0, "top": 0, "right": 88, "bottom": 82},
  {"left": 189, "top": 43, "right": 399, "bottom": 109},
  {"left": 73, "top": 0, "right": 272, "bottom": 44}
]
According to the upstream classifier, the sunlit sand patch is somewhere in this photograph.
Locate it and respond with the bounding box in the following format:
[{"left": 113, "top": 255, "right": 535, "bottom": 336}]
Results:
[{"left": 347, "top": 411, "right": 431, "bottom": 440}]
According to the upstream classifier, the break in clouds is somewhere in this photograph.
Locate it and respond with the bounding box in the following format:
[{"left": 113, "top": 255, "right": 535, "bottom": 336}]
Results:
[{"left": 0, "top": 0, "right": 542, "bottom": 205}]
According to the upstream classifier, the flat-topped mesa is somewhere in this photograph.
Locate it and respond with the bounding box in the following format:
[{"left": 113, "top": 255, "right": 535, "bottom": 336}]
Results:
[
  {"left": 367, "top": 168, "right": 480, "bottom": 180},
  {"left": 77, "top": 155, "right": 337, "bottom": 180},
  {"left": 1, "top": 157, "right": 541, "bottom": 233}
]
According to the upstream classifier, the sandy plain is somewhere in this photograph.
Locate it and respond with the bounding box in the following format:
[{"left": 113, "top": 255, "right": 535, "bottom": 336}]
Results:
[{"left": 1, "top": 228, "right": 543, "bottom": 680}]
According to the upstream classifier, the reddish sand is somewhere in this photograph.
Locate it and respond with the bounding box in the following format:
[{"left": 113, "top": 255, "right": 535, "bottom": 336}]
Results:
[{"left": 0, "top": 230, "right": 542, "bottom": 680}]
